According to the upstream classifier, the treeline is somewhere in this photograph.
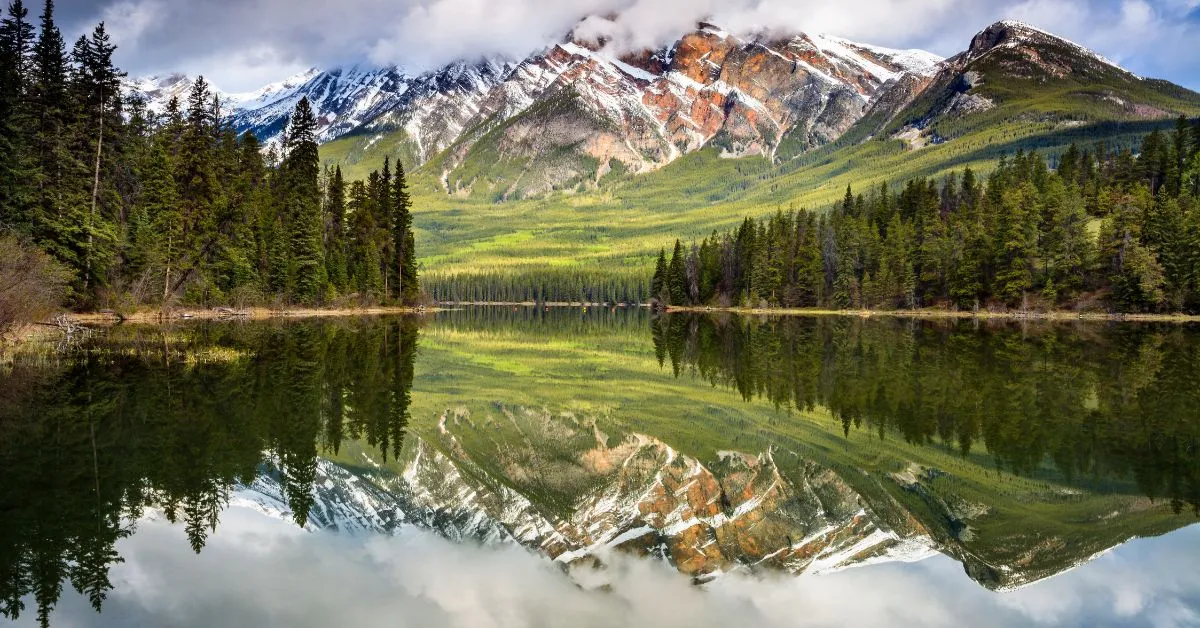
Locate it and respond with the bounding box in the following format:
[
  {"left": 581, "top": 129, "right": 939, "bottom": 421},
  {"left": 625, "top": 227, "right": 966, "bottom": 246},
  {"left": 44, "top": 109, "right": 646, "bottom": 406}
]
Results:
[
  {"left": 652, "top": 120, "right": 1200, "bottom": 312},
  {"left": 425, "top": 269, "right": 647, "bottom": 305},
  {"left": 0, "top": 1, "right": 419, "bottom": 313},
  {"left": 0, "top": 318, "right": 418, "bottom": 625},
  {"left": 653, "top": 314, "right": 1200, "bottom": 514}
]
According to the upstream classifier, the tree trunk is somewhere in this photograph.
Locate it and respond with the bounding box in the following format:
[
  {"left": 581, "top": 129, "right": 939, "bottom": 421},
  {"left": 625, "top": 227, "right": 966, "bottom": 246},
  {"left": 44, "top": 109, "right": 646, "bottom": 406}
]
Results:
[{"left": 84, "top": 87, "right": 105, "bottom": 291}]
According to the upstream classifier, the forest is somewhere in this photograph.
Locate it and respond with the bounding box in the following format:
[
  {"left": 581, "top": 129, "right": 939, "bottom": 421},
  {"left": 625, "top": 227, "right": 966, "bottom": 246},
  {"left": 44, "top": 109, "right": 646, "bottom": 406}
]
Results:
[
  {"left": 652, "top": 313, "right": 1200, "bottom": 514},
  {"left": 0, "top": 0, "right": 420, "bottom": 333},
  {"left": 0, "top": 317, "right": 419, "bottom": 625},
  {"left": 653, "top": 122, "right": 1200, "bottom": 313}
]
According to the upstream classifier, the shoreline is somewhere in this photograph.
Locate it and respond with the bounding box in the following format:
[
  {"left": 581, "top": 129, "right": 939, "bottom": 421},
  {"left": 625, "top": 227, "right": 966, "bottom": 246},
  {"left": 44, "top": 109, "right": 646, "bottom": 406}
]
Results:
[
  {"left": 661, "top": 306, "right": 1200, "bottom": 323},
  {"left": 2, "top": 306, "right": 433, "bottom": 349},
  {"left": 8, "top": 302, "right": 1200, "bottom": 349},
  {"left": 65, "top": 306, "right": 433, "bottom": 325}
]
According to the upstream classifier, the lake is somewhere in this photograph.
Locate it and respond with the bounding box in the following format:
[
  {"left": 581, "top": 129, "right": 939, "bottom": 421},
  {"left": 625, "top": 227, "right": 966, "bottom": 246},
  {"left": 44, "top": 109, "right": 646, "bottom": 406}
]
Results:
[{"left": 2, "top": 309, "right": 1198, "bottom": 627}]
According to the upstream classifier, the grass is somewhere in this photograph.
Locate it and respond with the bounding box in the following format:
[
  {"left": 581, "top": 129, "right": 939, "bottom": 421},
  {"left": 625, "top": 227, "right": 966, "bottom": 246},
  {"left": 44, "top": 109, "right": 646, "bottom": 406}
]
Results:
[
  {"left": 316, "top": 43, "right": 1200, "bottom": 290},
  {"left": 337, "top": 312, "right": 1195, "bottom": 586}
]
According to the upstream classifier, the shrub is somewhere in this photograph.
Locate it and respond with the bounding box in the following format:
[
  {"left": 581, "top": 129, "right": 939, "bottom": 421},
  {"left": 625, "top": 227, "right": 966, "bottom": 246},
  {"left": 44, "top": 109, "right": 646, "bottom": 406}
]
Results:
[{"left": 0, "top": 235, "right": 72, "bottom": 336}]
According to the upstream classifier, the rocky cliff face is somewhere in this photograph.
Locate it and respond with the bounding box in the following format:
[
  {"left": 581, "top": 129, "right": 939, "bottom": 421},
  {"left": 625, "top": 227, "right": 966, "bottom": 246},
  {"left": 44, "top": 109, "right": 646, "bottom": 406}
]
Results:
[
  {"left": 229, "top": 403, "right": 1184, "bottom": 592},
  {"left": 434, "top": 24, "right": 942, "bottom": 197},
  {"left": 234, "top": 406, "right": 938, "bottom": 583},
  {"left": 127, "top": 19, "right": 1196, "bottom": 196}
]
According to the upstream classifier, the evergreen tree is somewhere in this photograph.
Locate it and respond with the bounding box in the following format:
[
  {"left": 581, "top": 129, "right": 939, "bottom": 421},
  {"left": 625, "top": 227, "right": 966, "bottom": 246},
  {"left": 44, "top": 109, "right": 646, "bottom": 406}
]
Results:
[
  {"left": 28, "top": 0, "right": 78, "bottom": 280},
  {"left": 667, "top": 239, "right": 686, "bottom": 305},
  {"left": 651, "top": 248, "right": 667, "bottom": 303},
  {"left": 392, "top": 160, "right": 418, "bottom": 304},
  {"left": 282, "top": 97, "right": 325, "bottom": 304},
  {"left": 324, "top": 165, "right": 348, "bottom": 293},
  {"left": 0, "top": 0, "right": 34, "bottom": 227}
]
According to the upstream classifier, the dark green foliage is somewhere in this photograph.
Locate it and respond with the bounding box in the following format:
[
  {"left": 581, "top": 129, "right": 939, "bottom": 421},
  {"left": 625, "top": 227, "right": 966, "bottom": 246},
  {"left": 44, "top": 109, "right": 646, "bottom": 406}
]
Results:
[
  {"left": 393, "top": 161, "right": 419, "bottom": 304},
  {"left": 0, "top": 317, "right": 420, "bottom": 624},
  {"left": 282, "top": 97, "right": 325, "bottom": 304},
  {"left": 650, "top": 248, "right": 667, "bottom": 303},
  {"left": 423, "top": 268, "right": 647, "bottom": 306},
  {"left": 656, "top": 133, "right": 1200, "bottom": 313},
  {"left": 0, "top": 11, "right": 420, "bottom": 310},
  {"left": 652, "top": 313, "right": 1200, "bottom": 510},
  {"left": 667, "top": 239, "right": 686, "bottom": 305}
]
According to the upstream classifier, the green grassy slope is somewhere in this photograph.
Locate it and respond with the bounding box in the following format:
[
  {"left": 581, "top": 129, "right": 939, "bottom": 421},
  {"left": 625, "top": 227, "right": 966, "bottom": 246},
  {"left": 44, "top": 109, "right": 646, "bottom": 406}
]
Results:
[
  {"left": 335, "top": 314, "right": 1194, "bottom": 588},
  {"left": 319, "top": 35, "right": 1200, "bottom": 286}
]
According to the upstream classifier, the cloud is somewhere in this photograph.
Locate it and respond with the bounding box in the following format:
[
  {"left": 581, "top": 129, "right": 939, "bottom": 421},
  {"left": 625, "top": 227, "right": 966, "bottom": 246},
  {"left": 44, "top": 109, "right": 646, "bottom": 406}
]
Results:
[
  {"left": 52, "top": 0, "right": 1200, "bottom": 92},
  {"left": 16, "top": 505, "right": 1200, "bottom": 628},
  {"left": 98, "top": 0, "right": 165, "bottom": 48}
]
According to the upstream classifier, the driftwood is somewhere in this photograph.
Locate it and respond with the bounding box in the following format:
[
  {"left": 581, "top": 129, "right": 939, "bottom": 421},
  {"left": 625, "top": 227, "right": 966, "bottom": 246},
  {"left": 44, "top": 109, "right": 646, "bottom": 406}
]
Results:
[
  {"left": 32, "top": 314, "right": 95, "bottom": 352},
  {"left": 212, "top": 307, "right": 250, "bottom": 318}
]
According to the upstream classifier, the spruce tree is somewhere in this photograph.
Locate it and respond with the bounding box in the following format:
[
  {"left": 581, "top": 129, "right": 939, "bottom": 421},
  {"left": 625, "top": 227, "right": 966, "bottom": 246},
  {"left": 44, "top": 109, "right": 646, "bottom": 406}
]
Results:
[
  {"left": 651, "top": 248, "right": 667, "bottom": 302},
  {"left": 282, "top": 97, "right": 325, "bottom": 304},
  {"left": 29, "top": 0, "right": 77, "bottom": 277},
  {"left": 136, "top": 142, "right": 181, "bottom": 301},
  {"left": 324, "top": 165, "right": 348, "bottom": 293},
  {"left": 0, "top": 0, "right": 34, "bottom": 227},
  {"left": 392, "top": 160, "right": 418, "bottom": 304},
  {"left": 71, "top": 22, "right": 124, "bottom": 292},
  {"left": 667, "top": 239, "right": 686, "bottom": 305}
]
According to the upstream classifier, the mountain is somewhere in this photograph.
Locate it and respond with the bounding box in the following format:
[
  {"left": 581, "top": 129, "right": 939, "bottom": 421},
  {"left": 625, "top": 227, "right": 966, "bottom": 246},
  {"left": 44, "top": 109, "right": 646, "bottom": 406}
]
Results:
[
  {"left": 126, "top": 18, "right": 1200, "bottom": 197},
  {"left": 325, "top": 18, "right": 1197, "bottom": 197},
  {"left": 856, "top": 20, "right": 1195, "bottom": 149},
  {"left": 127, "top": 21, "right": 942, "bottom": 187},
  {"left": 232, "top": 430, "right": 941, "bottom": 583},
  {"left": 424, "top": 24, "right": 944, "bottom": 197},
  {"left": 227, "top": 404, "right": 1185, "bottom": 591},
  {"left": 127, "top": 59, "right": 516, "bottom": 153}
]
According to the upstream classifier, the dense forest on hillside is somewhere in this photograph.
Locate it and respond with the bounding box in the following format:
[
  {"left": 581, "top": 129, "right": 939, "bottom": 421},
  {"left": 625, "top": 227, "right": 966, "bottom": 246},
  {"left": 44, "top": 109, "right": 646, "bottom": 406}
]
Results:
[
  {"left": 653, "top": 122, "right": 1200, "bottom": 313},
  {"left": 651, "top": 314, "right": 1200, "bottom": 513},
  {"left": 0, "top": 0, "right": 419, "bottom": 333}
]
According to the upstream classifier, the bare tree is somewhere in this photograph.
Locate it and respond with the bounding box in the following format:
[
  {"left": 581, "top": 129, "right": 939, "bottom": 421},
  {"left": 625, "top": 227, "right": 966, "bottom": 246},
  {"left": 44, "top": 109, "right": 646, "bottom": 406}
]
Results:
[{"left": 0, "top": 235, "right": 72, "bottom": 338}]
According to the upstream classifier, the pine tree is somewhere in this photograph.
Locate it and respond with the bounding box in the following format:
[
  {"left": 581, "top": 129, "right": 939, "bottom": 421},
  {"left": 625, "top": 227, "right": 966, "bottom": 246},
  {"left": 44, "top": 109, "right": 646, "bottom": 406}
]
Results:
[
  {"left": 282, "top": 97, "right": 325, "bottom": 304},
  {"left": 993, "top": 183, "right": 1039, "bottom": 306},
  {"left": 131, "top": 141, "right": 180, "bottom": 301},
  {"left": 71, "top": 22, "right": 124, "bottom": 293},
  {"left": 651, "top": 248, "right": 667, "bottom": 303},
  {"left": 28, "top": 0, "right": 79, "bottom": 280},
  {"left": 324, "top": 165, "right": 348, "bottom": 293},
  {"left": 1038, "top": 175, "right": 1092, "bottom": 302},
  {"left": 667, "top": 239, "right": 686, "bottom": 305},
  {"left": 0, "top": 0, "right": 34, "bottom": 227},
  {"left": 392, "top": 160, "right": 418, "bottom": 304}
]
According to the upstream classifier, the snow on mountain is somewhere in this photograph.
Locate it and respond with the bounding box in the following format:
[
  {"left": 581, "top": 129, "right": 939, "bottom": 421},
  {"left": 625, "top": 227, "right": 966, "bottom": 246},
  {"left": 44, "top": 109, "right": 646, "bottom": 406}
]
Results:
[
  {"left": 226, "top": 424, "right": 943, "bottom": 585},
  {"left": 123, "top": 17, "right": 1180, "bottom": 197},
  {"left": 125, "top": 73, "right": 199, "bottom": 115}
]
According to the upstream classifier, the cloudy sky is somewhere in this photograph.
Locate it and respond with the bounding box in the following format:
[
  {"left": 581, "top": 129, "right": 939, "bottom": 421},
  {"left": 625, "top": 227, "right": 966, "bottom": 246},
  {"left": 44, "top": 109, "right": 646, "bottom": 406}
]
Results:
[
  {"left": 47, "top": 0, "right": 1200, "bottom": 92},
  {"left": 16, "top": 506, "right": 1200, "bottom": 627}
]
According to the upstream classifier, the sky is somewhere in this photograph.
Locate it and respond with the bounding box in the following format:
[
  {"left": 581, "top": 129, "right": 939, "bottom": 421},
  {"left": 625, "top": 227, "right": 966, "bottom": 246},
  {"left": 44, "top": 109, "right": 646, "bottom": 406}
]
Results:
[
  {"left": 16, "top": 506, "right": 1200, "bottom": 628},
  {"left": 46, "top": 0, "right": 1200, "bottom": 92}
]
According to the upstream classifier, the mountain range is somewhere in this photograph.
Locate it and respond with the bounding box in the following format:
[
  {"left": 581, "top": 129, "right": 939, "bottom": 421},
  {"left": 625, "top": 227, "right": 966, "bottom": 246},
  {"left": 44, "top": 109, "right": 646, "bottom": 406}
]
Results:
[
  {"left": 222, "top": 405, "right": 1187, "bottom": 592},
  {"left": 126, "top": 19, "right": 1200, "bottom": 199}
]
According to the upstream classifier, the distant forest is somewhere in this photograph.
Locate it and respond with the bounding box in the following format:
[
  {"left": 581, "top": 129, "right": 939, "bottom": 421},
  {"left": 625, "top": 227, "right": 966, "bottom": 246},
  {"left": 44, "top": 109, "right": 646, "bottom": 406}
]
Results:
[
  {"left": 0, "top": 0, "right": 419, "bottom": 331},
  {"left": 654, "top": 122, "right": 1200, "bottom": 313}
]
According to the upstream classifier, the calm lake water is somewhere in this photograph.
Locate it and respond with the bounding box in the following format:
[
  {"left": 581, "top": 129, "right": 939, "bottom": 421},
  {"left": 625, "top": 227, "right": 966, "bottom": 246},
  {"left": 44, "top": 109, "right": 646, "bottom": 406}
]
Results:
[{"left": 2, "top": 308, "right": 1198, "bottom": 627}]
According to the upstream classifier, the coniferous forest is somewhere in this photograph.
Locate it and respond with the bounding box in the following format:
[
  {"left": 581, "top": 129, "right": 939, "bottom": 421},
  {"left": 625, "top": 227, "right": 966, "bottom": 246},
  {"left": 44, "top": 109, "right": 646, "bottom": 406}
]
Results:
[
  {"left": 654, "top": 124, "right": 1200, "bottom": 313},
  {"left": 0, "top": 0, "right": 420, "bottom": 329}
]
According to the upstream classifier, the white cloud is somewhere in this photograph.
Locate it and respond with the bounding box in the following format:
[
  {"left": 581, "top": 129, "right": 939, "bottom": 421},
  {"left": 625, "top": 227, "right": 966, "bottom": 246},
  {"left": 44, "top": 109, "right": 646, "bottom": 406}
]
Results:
[
  {"left": 16, "top": 505, "right": 1200, "bottom": 628},
  {"left": 60, "top": 0, "right": 1200, "bottom": 92},
  {"left": 98, "top": 0, "right": 165, "bottom": 48}
]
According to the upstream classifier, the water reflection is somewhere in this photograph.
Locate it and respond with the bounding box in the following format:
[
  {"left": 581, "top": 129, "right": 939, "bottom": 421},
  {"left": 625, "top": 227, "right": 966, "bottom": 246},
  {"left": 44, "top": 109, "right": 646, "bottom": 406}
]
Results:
[
  {"left": 652, "top": 314, "right": 1200, "bottom": 514},
  {"left": 3, "top": 310, "right": 1200, "bottom": 627},
  {"left": 0, "top": 318, "right": 419, "bottom": 626}
]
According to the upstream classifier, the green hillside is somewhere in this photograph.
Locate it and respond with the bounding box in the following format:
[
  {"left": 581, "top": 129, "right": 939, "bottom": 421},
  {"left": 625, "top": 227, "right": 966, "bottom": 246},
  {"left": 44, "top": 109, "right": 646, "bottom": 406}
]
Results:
[{"left": 319, "top": 30, "right": 1200, "bottom": 295}]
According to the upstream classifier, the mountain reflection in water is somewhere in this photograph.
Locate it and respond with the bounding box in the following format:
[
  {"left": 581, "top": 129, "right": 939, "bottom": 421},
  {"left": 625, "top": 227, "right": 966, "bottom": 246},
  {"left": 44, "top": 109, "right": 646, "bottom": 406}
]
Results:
[{"left": 1, "top": 309, "right": 1197, "bottom": 626}]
